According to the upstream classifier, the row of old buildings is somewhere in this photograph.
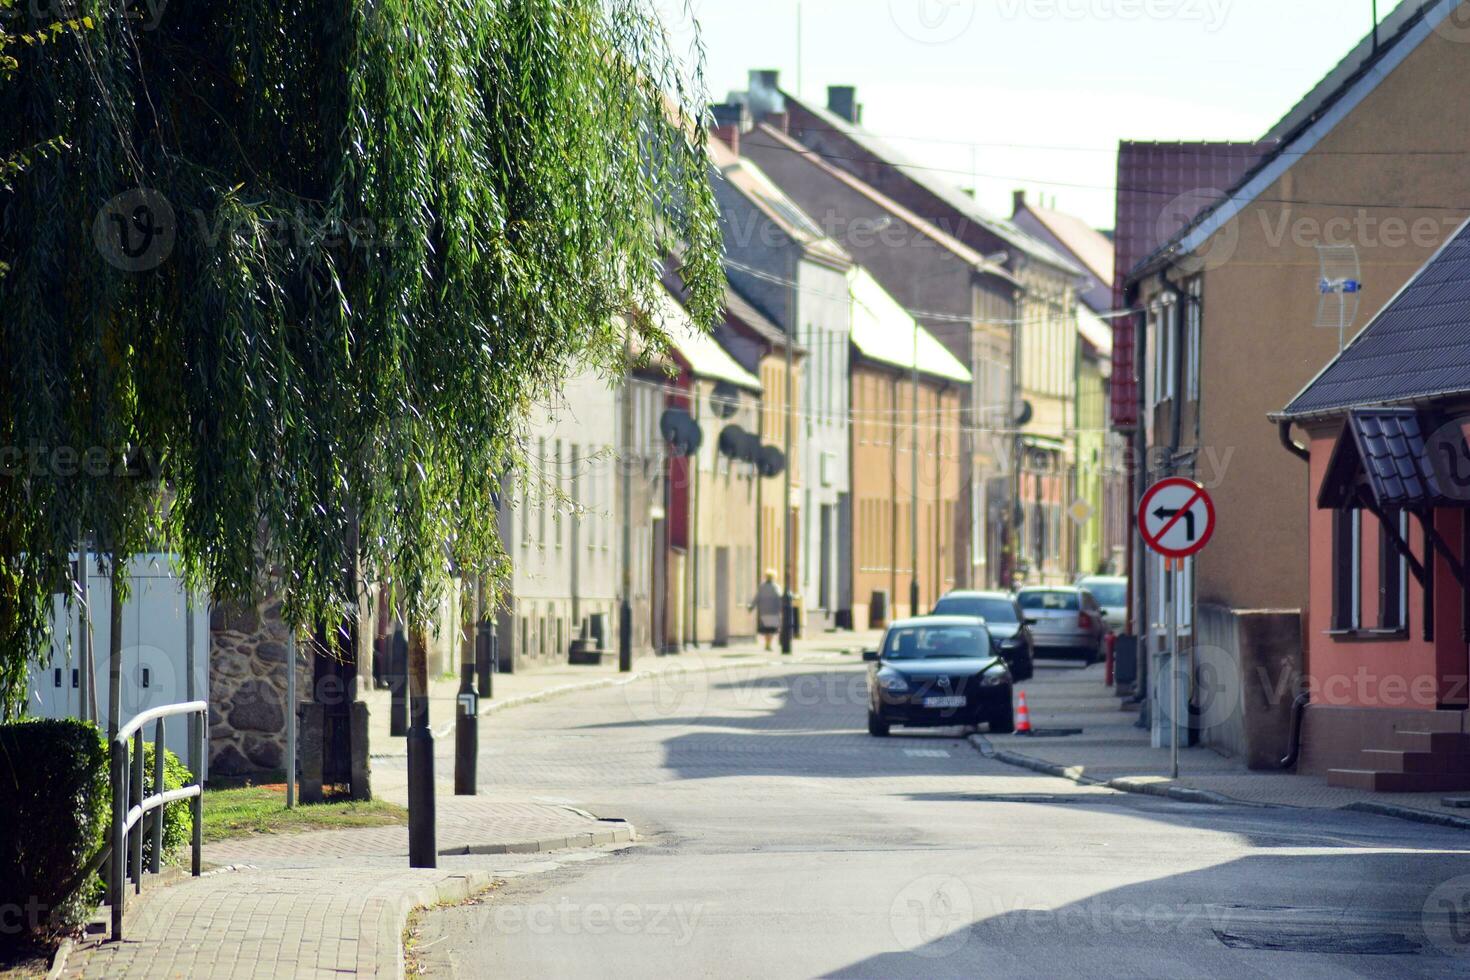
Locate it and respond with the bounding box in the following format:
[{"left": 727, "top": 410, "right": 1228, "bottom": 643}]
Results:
[
  {"left": 1113, "top": 0, "right": 1470, "bottom": 790},
  {"left": 30, "top": 66, "right": 1133, "bottom": 781},
  {"left": 494, "top": 72, "right": 1130, "bottom": 668}
]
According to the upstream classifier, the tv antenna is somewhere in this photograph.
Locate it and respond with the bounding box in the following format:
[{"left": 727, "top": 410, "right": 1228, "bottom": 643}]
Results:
[{"left": 1316, "top": 243, "right": 1363, "bottom": 352}]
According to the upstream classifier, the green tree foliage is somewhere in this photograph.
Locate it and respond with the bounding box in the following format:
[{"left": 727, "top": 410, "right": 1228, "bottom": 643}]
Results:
[{"left": 0, "top": 0, "right": 722, "bottom": 716}]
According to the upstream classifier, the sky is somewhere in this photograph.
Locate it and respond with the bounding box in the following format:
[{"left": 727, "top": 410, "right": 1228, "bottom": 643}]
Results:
[{"left": 661, "top": 0, "right": 1414, "bottom": 230}]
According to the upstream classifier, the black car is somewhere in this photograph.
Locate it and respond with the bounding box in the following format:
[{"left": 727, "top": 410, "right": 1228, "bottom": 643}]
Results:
[
  {"left": 864, "top": 617, "right": 1014, "bottom": 737},
  {"left": 931, "top": 591, "right": 1035, "bottom": 681}
]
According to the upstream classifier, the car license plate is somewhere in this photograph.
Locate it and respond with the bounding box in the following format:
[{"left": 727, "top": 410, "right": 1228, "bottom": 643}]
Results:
[{"left": 923, "top": 696, "right": 966, "bottom": 709}]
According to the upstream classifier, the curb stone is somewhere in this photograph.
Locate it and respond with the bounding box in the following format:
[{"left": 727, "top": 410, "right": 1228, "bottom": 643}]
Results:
[
  {"left": 45, "top": 937, "right": 73, "bottom": 980},
  {"left": 438, "top": 821, "right": 635, "bottom": 856},
  {"left": 974, "top": 737, "right": 1470, "bottom": 827},
  {"left": 969, "top": 736, "right": 1265, "bottom": 808},
  {"left": 1344, "top": 801, "right": 1470, "bottom": 832},
  {"left": 380, "top": 871, "right": 498, "bottom": 978},
  {"left": 385, "top": 842, "right": 641, "bottom": 977}
]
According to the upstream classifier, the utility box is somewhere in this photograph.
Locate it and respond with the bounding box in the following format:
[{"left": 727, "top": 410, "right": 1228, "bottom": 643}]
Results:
[
  {"left": 1113, "top": 634, "right": 1139, "bottom": 694},
  {"left": 1149, "top": 648, "right": 1192, "bottom": 752},
  {"left": 27, "top": 554, "right": 209, "bottom": 779}
]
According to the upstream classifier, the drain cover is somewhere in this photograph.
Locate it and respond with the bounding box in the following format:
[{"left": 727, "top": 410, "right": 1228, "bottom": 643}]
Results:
[{"left": 1214, "top": 930, "right": 1420, "bottom": 955}]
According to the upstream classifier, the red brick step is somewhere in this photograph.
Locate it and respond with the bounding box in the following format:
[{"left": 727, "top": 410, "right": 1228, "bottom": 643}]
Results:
[
  {"left": 1359, "top": 749, "right": 1470, "bottom": 774},
  {"left": 1328, "top": 768, "right": 1470, "bottom": 793},
  {"left": 1391, "top": 731, "right": 1470, "bottom": 754}
]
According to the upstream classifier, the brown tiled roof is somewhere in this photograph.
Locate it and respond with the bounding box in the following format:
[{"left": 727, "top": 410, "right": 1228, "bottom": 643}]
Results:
[{"left": 1109, "top": 141, "right": 1271, "bottom": 427}]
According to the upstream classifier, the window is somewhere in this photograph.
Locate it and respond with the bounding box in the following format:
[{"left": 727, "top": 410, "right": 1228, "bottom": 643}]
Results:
[
  {"left": 537, "top": 437, "right": 547, "bottom": 549},
  {"left": 1379, "top": 511, "right": 1409, "bottom": 632},
  {"left": 1185, "top": 278, "right": 1202, "bottom": 402},
  {"left": 553, "top": 440, "right": 563, "bottom": 549},
  {"left": 520, "top": 478, "right": 530, "bottom": 550},
  {"left": 1154, "top": 298, "right": 1178, "bottom": 405},
  {"left": 1332, "top": 509, "right": 1362, "bottom": 631}
]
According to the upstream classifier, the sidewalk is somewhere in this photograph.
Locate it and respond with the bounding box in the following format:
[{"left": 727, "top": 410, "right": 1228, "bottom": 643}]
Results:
[
  {"left": 986, "top": 662, "right": 1470, "bottom": 826},
  {"left": 60, "top": 629, "right": 877, "bottom": 978},
  {"left": 60, "top": 794, "right": 636, "bottom": 980},
  {"left": 364, "top": 629, "right": 882, "bottom": 758}
]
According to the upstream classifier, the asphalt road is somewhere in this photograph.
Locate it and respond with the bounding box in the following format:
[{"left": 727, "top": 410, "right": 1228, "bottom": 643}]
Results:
[{"left": 413, "top": 658, "right": 1470, "bottom": 979}]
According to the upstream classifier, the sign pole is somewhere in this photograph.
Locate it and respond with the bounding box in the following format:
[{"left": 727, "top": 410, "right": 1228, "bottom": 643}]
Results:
[
  {"left": 1168, "top": 557, "right": 1179, "bottom": 780},
  {"left": 286, "top": 630, "right": 296, "bottom": 809},
  {"left": 1137, "top": 478, "right": 1214, "bottom": 784}
]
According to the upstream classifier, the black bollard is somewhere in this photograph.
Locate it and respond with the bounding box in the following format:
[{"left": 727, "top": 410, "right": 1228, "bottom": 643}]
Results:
[
  {"left": 406, "top": 627, "right": 436, "bottom": 868},
  {"left": 406, "top": 724, "right": 436, "bottom": 866},
  {"left": 454, "top": 636, "right": 478, "bottom": 796}
]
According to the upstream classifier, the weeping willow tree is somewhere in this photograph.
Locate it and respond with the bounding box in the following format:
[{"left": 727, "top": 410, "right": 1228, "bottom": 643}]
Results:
[{"left": 0, "top": 0, "right": 723, "bottom": 716}]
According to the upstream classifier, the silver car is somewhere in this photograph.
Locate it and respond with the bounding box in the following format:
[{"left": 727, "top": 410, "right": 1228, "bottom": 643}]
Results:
[
  {"left": 1016, "top": 586, "right": 1106, "bottom": 664},
  {"left": 1075, "top": 575, "right": 1127, "bottom": 633}
]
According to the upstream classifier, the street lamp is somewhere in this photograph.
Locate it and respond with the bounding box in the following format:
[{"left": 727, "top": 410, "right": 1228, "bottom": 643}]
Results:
[
  {"left": 620, "top": 329, "right": 635, "bottom": 672},
  {"left": 780, "top": 256, "right": 797, "bottom": 655},
  {"left": 910, "top": 318, "right": 920, "bottom": 618}
]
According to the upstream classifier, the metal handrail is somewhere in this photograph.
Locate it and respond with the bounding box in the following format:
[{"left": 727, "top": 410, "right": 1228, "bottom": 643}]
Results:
[
  {"left": 114, "top": 700, "right": 207, "bottom": 744},
  {"left": 110, "top": 699, "right": 207, "bottom": 942}
]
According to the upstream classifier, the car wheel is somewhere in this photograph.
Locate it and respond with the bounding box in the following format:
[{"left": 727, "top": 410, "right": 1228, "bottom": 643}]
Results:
[
  {"left": 989, "top": 695, "right": 1015, "bottom": 734},
  {"left": 868, "top": 711, "right": 890, "bottom": 737}
]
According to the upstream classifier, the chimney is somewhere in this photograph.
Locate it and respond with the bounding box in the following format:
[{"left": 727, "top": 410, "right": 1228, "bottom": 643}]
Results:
[
  {"left": 767, "top": 111, "right": 789, "bottom": 134},
  {"left": 1012, "top": 189, "right": 1027, "bottom": 216},
  {"left": 750, "top": 69, "right": 781, "bottom": 93},
  {"left": 745, "top": 69, "right": 786, "bottom": 127},
  {"left": 827, "top": 85, "right": 860, "bottom": 125},
  {"left": 711, "top": 102, "right": 748, "bottom": 153}
]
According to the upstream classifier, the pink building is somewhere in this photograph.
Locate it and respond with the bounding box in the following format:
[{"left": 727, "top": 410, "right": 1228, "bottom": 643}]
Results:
[{"left": 1274, "top": 218, "right": 1470, "bottom": 791}]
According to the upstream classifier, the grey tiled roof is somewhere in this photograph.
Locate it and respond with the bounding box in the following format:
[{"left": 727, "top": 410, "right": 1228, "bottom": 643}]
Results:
[
  {"left": 1279, "top": 219, "right": 1470, "bottom": 419},
  {"left": 1318, "top": 409, "right": 1461, "bottom": 510},
  {"left": 1358, "top": 410, "right": 1434, "bottom": 506}
]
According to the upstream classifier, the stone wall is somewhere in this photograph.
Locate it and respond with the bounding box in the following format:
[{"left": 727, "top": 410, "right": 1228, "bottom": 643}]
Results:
[
  {"left": 209, "top": 596, "right": 310, "bottom": 778},
  {"left": 209, "top": 581, "right": 462, "bottom": 779}
]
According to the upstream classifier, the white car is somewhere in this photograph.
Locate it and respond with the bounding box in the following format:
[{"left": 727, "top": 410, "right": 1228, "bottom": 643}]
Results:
[{"left": 1075, "top": 575, "right": 1127, "bottom": 633}]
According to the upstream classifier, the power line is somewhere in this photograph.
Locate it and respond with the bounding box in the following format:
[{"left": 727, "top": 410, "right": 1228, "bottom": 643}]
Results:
[
  {"left": 721, "top": 258, "right": 1140, "bottom": 327},
  {"left": 787, "top": 124, "right": 1470, "bottom": 160},
  {"left": 751, "top": 133, "right": 1470, "bottom": 214}
]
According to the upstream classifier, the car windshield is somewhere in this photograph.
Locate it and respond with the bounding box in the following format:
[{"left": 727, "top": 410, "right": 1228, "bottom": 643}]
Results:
[
  {"left": 883, "top": 625, "right": 991, "bottom": 660},
  {"left": 1079, "top": 580, "right": 1126, "bottom": 607},
  {"left": 932, "top": 596, "right": 1017, "bottom": 623},
  {"left": 1018, "top": 590, "right": 1079, "bottom": 611}
]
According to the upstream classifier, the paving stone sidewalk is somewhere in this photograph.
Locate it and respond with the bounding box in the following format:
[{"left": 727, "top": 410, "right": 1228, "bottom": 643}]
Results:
[
  {"left": 60, "top": 799, "right": 634, "bottom": 979},
  {"left": 60, "top": 634, "right": 880, "bottom": 978},
  {"left": 985, "top": 662, "right": 1470, "bottom": 824}
]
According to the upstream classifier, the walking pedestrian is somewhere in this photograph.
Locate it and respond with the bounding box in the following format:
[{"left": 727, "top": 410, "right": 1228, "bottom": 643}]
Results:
[{"left": 753, "top": 570, "right": 782, "bottom": 652}]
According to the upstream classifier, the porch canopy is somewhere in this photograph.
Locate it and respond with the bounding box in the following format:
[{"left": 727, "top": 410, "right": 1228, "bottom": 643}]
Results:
[{"left": 1316, "top": 409, "right": 1463, "bottom": 512}]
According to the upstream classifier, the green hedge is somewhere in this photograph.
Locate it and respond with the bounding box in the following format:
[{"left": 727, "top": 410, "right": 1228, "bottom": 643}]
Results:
[
  {"left": 0, "top": 719, "right": 108, "bottom": 948},
  {"left": 0, "top": 719, "right": 194, "bottom": 950}
]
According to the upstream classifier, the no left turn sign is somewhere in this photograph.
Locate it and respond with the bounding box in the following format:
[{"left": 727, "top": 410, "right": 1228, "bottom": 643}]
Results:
[{"left": 1138, "top": 478, "right": 1215, "bottom": 559}]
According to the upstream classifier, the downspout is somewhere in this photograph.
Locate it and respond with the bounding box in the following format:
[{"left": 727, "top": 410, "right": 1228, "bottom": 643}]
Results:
[
  {"left": 1278, "top": 419, "right": 1310, "bottom": 462},
  {"left": 1163, "top": 280, "right": 1187, "bottom": 458},
  {"left": 1130, "top": 287, "right": 1150, "bottom": 715},
  {"left": 1276, "top": 416, "right": 1310, "bottom": 769}
]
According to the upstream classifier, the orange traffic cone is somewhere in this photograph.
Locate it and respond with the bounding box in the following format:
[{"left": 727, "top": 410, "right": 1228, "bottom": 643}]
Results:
[{"left": 1015, "top": 691, "right": 1032, "bottom": 736}]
